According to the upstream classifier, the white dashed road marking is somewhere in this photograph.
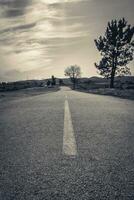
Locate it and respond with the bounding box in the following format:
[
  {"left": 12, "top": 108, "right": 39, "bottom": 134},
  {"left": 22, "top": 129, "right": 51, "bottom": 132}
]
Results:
[{"left": 63, "top": 98, "right": 77, "bottom": 156}]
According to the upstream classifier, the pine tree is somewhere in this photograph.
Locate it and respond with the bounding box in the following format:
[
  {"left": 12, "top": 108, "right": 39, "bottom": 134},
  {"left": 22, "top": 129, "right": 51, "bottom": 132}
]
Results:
[{"left": 95, "top": 18, "right": 134, "bottom": 88}]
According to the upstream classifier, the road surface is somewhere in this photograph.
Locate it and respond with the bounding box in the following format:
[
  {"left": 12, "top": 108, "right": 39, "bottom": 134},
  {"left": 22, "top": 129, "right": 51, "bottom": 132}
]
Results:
[{"left": 0, "top": 87, "right": 134, "bottom": 200}]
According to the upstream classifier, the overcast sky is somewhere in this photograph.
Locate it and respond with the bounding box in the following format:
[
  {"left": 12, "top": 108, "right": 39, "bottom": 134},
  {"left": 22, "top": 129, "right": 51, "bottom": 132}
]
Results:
[{"left": 0, "top": 0, "right": 134, "bottom": 81}]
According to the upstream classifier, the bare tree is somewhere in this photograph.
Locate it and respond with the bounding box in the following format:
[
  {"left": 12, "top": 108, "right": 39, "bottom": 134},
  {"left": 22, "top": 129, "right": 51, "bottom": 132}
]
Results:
[{"left": 65, "top": 65, "right": 81, "bottom": 89}]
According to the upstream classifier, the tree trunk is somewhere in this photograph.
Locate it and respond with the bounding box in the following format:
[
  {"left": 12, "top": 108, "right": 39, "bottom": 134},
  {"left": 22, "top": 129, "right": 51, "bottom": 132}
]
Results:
[
  {"left": 110, "top": 54, "right": 116, "bottom": 88},
  {"left": 72, "top": 72, "right": 75, "bottom": 90},
  {"left": 110, "top": 73, "right": 115, "bottom": 88},
  {"left": 73, "top": 78, "right": 75, "bottom": 90}
]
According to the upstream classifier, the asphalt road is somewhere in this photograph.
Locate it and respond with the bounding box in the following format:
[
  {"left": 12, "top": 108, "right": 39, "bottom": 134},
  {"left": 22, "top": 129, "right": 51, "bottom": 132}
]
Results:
[{"left": 0, "top": 87, "right": 134, "bottom": 200}]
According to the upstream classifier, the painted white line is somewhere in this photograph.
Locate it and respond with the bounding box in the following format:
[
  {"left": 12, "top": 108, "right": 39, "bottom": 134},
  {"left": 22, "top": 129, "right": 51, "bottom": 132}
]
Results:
[{"left": 63, "top": 99, "right": 77, "bottom": 156}]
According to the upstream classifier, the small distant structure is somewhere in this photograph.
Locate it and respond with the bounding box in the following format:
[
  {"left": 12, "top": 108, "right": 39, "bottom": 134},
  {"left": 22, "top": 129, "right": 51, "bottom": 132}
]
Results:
[
  {"left": 51, "top": 75, "right": 56, "bottom": 86},
  {"left": 46, "top": 80, "right": 51, "bottom": 87},
  {"left": 59, "top": 79, "right": 63, "bottom": 86}
]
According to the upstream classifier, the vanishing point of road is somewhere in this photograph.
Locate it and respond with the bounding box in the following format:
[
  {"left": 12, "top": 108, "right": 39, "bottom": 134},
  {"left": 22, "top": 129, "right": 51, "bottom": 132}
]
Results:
[{"left": 0, "top": 87, "right": 134, "bottom": 200}]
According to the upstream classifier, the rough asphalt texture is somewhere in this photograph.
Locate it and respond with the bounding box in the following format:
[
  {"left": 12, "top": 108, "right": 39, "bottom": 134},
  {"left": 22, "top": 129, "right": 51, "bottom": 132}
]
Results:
[{"left": 0, "top": 87, "right": 134, "bottom": 200}]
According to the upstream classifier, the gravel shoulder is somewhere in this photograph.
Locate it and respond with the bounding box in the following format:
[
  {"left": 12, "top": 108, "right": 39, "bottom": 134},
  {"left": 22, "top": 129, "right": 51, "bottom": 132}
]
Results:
[
  {"left": 76, "top": 88, "right": 134, "bottom": 100},
  {"left": 0, "top": 86, "right": 60, "bottom": 102}
]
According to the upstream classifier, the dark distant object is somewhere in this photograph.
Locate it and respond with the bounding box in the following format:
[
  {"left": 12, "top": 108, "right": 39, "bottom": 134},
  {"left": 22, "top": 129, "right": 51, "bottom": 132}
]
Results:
[
  {"left": 59, "top": 79, "right": 63, "bottom": 86},
  {"left": 64, "top": 65, "right": 81, "bottom": 89},
  {"left": 95, "top": 18, "right": 134, "bottom": 88},
  {"left": 1, "top": 82, "right": 6, "bottom": 89},
  {"left": 51, "top": 75, "right": 56, "bottom": 86},
  {"left": 47, "top": 80, "right": 51, "bottom": 87}
]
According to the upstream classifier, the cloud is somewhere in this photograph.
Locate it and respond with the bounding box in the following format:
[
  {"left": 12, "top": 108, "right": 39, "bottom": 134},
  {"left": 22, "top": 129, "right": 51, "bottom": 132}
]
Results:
[
  {"left": 0, "top": 0, "right": 32, "bottom": 18},
  {"left": 0, "top": 22, "right": 37, "bottom": 34},
  {"left": 0, "top": 0, "right": 89, "bottom": 58},
  {"left": 40, "top": 0, "right": 86, "bottom": 4}
]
